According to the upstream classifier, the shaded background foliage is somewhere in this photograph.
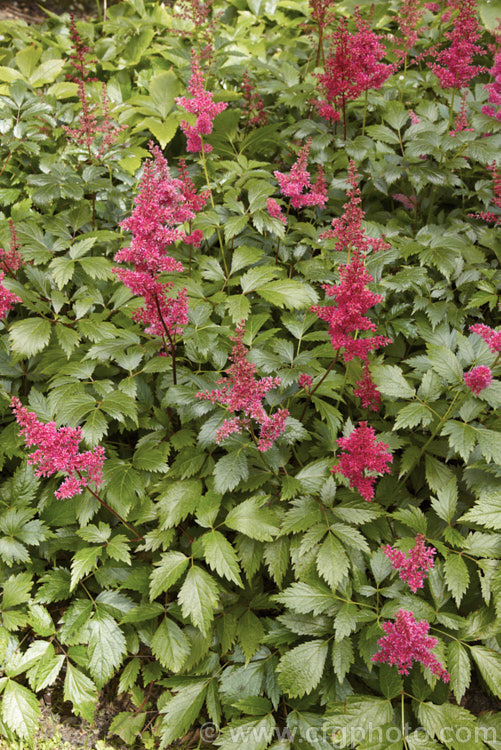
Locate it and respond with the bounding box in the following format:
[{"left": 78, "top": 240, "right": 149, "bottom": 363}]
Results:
[{"left": 0, "top": 0, "right": 500, "bottom": 748}]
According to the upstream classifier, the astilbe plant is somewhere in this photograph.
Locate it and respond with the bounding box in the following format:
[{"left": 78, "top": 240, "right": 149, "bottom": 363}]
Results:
[
  {"left": 273, "top": 138, "right": 327, "bottom": 211},
  {"left": 113, "top": 145, "right": 208, "bottom": 377},
  {"left": 383, "top": 534, "right": 436, "bottom": 592},
  {"left": 196, "top": 323, "right": 289, "bottom": 451},
  {"left": 62, "top": 15, "right": 124, "bottom": 160},
  {"left": 482, "top": 47, "right": 501, "bottom": 120},
  {"left": 175, "top": 52, "right": 227, "bottom": 153},
  {"left": 312, "top": 162, "right": 390, "bottom": 406},
  {"left": 331, "top": 421, "right": 393, "bottom": 501},
  {"left": 315, "top": 12, "right": 393, "bottom": 136},
  {"left": 373, "top": 610, "right": 450, "bottom": 681},
  {"left": 10, "top": 397, "right": 105, "bottom": 500},
  {"left": 428, "top": 0, "right": 486, "bottom": 91}
]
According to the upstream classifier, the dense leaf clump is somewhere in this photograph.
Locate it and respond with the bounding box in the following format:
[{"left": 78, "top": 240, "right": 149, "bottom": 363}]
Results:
[{"left": 0, "top": 0, "right": 500, "bottom": 747}]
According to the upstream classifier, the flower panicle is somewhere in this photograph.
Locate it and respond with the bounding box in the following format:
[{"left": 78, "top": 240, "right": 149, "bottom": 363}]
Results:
[
  {"left": 0, "top": 220, "right": 24, "bottom": 276},
  {"left": 196, "top": 323, "right": 289, "bottom": 451},
  {"left": 464, "top": 365, "right": 493, "bottom": 395},
  {"left": 428, "top": 0, "right": 487, "bottom": 90},
  {"left": 273, "top": 138, "right": 327, "bottom": 211},
  {"left": 176, "top": 52, "right": 227, "bottom": 153},
  {"left": 469, "top": 323, "right": 501, "bottom": 353},
  {"left": 315, "top": 13, "right": 393, "bottom": 125},
  {"left": 373, "top": 609, "right": 450, "bottom": 681},
  {"left": 383, "top": 534, "right": 436, "bottom": 592},
  {"left": 331, "top": 421, "right": 392, "bottom": 502},
  {"left": 112, "top": 143, "right": 205, "bottom": 351},
  {"left": 10, "top": 396, "right": 105, "bottom": 500}
]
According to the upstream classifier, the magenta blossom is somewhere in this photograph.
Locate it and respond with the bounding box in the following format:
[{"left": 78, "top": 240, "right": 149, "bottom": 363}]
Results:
[
  {"left": 315, "top": 14, "right": 393, "bottom": 124},
  {"left": 332, "top": 421, "right": 392, "bottom": 501},
  {"left": 274, "top": 139, "right": 327, "bottom": 210},
  {"left": 383, "top": 534, "right": 436, "bottom": 592},
  {"left": 176, "top": 52, "right": 227, "bottom": 153},
  {"left": 428, "top": 0, "right": 486, "bottom": 90},
  {"left": 312, "top": 252, "right": 391, "bottom": 362},
  {"left": 482, "top": 49, "right": 501, "bottom": 121},
  {"left": 266, "top": 198, "right": 287, "bottom": 225},
  {"left": 373, "top": 609, "right": 450, "bottom": 682},
  {"left": 470, "top": 323, "right": 501, "bottom": 353},
  {"left": 0, "top": 220, "right": 24, "bottom": 276},
  {"left": 464, "top": 365, "right": 493, "bottom": 395},
  {"left": 196, "top": 323, "right": 289, "bottom": 451},
  {"left": 11, "top": 397, "right": 105, "bottom": 500},
  {"left": 299, "top": 374, "right": 313, "bottom": 390},
  {"left": 0, "top": 272, "right": 21, "bottom": 318},
  {"left": 320, "top": 161, "right": 390, "bottom": 254},
  {"left": 353, "top": 362, "right": 381, "bottom": 412}
]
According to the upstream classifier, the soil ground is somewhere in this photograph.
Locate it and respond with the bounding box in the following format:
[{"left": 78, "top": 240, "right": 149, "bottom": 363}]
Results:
[{"left": 0, "top": 0, "right": 99, "bottom": 24}]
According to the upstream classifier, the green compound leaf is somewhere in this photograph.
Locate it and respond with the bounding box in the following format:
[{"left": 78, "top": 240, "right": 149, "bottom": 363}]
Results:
[
  {"left": 9, "top": 318, "right": 51, "bottom": 358},
  {"left": 1, "top": 680, "right": 40, "bottom": 740},
  {"left": 316, "top": 533, "right": 350, "bottom": 590},
  {"left": 444, "top": 554, "right": 469, "bottom": 606},
  {"left": 202, "top": 530, "right": 243, "bottom": 586},
  {"left": 178, "top": 566, "right": 219, "bottom": 636},
  {"left": 372, "top": 365, "right": 415, "bottom": 399},
  {"left": 158, "top": 680, "right": 208, "bottom": 749},
  {"left": 276, "top": 639, "right": 328, "bottom": 698},
  {"left": 470, "top": 646, "right": 501, "bottom": 700},
  {"left": 63, "top": 663, "right": 97, "bottom": 722},
  {"left": 151, "top": 616, "right": 190, "bottom": 673},
  {"left": 448, "top": 641, "right": 471, "bottom": 703},
  {"left": 87, "top": 608, "right": 127, "bottom": 687},
  {"left": 149, "top": 551, "right": 190, "bottom": 601},
  {"left": 225, "top": 496, "right": 279, "bottom": 542}
]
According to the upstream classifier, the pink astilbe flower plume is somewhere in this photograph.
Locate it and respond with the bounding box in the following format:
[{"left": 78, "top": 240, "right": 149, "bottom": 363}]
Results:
[
  {"left": 464, "top": 365, "right": 493, "bottom": 395},
  {"left": 0, "top": 272, "right": 21, "bottom": 318},
  {"left": 470, "top": 323, "right": 501, "bottom": 353},
  {"left": 274, "top": 139, "right": 327, "bottom": 210},
  {"left": 449, "top": 92, "right": 474, "bottom": 136},
  {"left": 113, "top": 144, "right": 205, "bottom": 357},
  {"left": 0, "top": 220, "right": 24, "bottom": 276},
  {"left": 11, "top": 397, "right": 105, "bottom": 500},
  {"left": 176, "top": 52, "right": 227, "bottom": 153},
  {"left": 332, "top": 421, "right": 392, "bottom": 501},
  {"left": 320, "top": 161, "right": 390, "bottom": 254},
  {"left": 196, "top": 323, "right": 289, "bottom": 452},
  {"left": 311, "top": 253, "right": 391, "bottom": 362},
  {"left": 353, "top": 362, "right": 382, "bottom": 411},
  {"left": 428, "top": 0, "right": 486, "bottom": 90},
  {"left": 315, "top": 13, "right": 393, "bottom": 135},
  {"left": 383, "top": 534, "right": 436, "bottom": 592},
  {"left": 63, "top": 16, "right": 125, "bottom": 159},
  {"left": 242, "top": 71, "right": 267, "bottom": 127},
  {"left": 468, "top": 162, "right": 501, "bottom": 226},
  {"left": 395, "top": 0, "right": 425, "bottom": 57},
  {"left": 373, "top": 609, "right": 450, "bottom": 681},
  {"left": 266, "top": 198, "right": 287, "bottom": 225},
  {"left": 299, "top": 374, "right": 313, "bottom": 390},
  {"left": 482, "top": 48, "right": 501, "bottom": 121}
]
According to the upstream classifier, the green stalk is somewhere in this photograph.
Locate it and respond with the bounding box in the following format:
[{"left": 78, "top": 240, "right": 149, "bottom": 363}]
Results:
[
  {"left": 362, "top": 90, "right": 368, "bottom": 136},
  {"left": 200, "top": 137, "right": 229, "bottom": 277}
]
